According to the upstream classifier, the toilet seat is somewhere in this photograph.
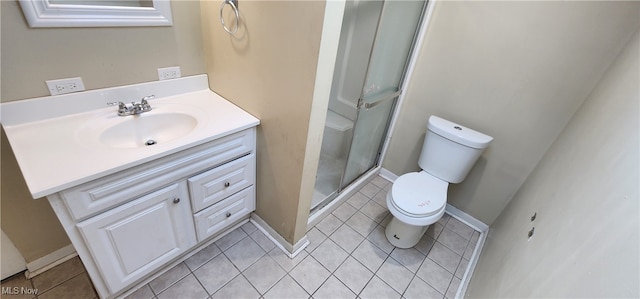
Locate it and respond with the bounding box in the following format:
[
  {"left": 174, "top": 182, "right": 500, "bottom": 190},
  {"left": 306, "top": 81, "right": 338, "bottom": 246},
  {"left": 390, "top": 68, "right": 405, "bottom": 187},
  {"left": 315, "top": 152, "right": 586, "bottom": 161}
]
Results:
[{"left": 390, "top": 171, "right": 447, "bottom": 218}]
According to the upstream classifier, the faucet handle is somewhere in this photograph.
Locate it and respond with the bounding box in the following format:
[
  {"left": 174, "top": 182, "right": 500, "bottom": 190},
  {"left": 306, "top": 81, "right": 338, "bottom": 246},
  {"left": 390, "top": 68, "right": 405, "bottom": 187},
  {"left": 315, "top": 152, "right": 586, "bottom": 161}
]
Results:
[
  {"left": 108, "top": 101, "right": 129, "bottom": 116},
  {"left": 141, "top": 95, "right": 155, "bottom": 102}
]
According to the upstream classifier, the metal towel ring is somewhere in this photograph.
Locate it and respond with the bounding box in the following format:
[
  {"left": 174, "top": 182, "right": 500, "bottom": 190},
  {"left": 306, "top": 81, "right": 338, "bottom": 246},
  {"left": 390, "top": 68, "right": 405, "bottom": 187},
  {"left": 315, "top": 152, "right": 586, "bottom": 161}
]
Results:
[{"left": 220, "top": 0, "right": 239, "bottom": 35}]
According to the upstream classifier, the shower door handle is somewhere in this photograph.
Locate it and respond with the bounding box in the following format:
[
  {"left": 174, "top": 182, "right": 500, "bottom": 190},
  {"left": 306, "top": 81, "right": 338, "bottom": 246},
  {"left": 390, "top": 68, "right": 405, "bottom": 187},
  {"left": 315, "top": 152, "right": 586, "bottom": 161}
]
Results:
[{"left": 357, "top": 90, "right": 402, "bottom": 110}]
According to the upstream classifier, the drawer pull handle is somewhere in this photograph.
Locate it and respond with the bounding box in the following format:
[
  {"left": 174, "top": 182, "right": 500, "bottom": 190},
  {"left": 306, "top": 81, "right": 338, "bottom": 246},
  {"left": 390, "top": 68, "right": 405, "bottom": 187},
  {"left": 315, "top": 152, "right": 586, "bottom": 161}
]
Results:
[
  {"left": 226, "top": 212, "right": 232, "bottom": 218},
  {"left": 173, "top": 197, "right": 180, "bottom": 204},
  {"left": 224, "top": 181, "right": 231, "bottom": 188}
]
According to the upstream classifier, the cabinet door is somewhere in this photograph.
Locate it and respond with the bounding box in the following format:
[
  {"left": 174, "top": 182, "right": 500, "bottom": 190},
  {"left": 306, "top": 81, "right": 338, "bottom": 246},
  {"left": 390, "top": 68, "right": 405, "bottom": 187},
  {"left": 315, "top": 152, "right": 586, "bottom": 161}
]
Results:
[{"left": 77, "top": 182, "right": 196, "bottom": 294}]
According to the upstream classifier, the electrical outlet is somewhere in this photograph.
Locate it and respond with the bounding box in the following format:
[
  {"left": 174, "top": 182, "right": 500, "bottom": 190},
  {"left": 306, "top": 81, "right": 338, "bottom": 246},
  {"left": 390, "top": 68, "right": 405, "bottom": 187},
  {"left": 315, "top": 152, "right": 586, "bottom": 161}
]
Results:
[
  {"left": 157, "top": 66, "right": 181, "bottom": 80},
  {"left": 46, "top": 77, "right": 85, "bottom": 95}
]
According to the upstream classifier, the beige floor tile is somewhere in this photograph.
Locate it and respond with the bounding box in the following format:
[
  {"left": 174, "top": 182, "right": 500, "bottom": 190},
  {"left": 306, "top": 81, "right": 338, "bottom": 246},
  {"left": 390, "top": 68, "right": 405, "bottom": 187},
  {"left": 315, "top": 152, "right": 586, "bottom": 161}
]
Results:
[
  {"left": 370, "top": 176, "right": 390, "bottom": 189},
  {"left": 184, "top": 242, "right": 222, "bottom": 271},
  {"left": 376, "top": 257, "right": 413, "bottom": 294},
  {"left": 242, "top": 255, "right": 286, "bottom": 294},
  {"left": 123, "top": 284, "right": 154, "bottom": 299},
  {"left": 31, "top": 257, "right": 85, "bottom": 293},
  {"left": 427, "top": 242, "right": 461, "bottom": 274},
  {"left": 417, "top": 258, "right": 454, "bottom": 294},
  {"left": 390, "top": 247, "right": 426, "bottom": 273},
  {"left": 438, "top": 228, "right": 470, "bottom": 256},
  {"left": 148, "top": 262, "right": 190, "bottom": 294},
  {"left": 315, "top": 214, "right": 343, "bottom": 236},
  {"left": 367, "top": 225, "right": 395, "bottom": 254},
  {"left": 263, "top": 275, "right": 309, "bottom": 299},
  {"left": 334, "top": 257, "right": 373, "bottom": 295},
  {"left": 352, "top": 240, "right": 388, "bottom": 272},
  {"left": 211, "top": 275, "right": 260, "bottom": 299},
  {"left": 37, "top": 273, "right": 97, "bottom": 299},
  {"left": 289, "top": 255, "right": 331, "bottom": 294},
  {"left": 346, "top": 211, "right": 378, "bottom": 237},
  {"left": 404, "top": 276, "right": 443, "bottom": 299},
  {"left": 310, "top": 238, "right": 349, "bottom": 272},
  {"left": 214, "top": 227, "right": 248, "bottom": 251},
  {"left": 360, "top": 183, "right": 382, "bottom": 199},
  {"left": 157, "top": 274, "right": 207, "bottom": 299},
  {"left": 346, "top": 192, "right": 370, "bottom": 209},
  {"left": 224, "top": 236, "right": 266, "bottom": 271},
  {"left": 359, "top": 276, "right": 400, "bottom": 299},
  {"left": 445, "top": 217, "right": 474, "bottom": 240},
  {"left": 0, "top": 273, "right": 37, "bottom": 299},
  {"left": 194, "top": 253, "right": 240, "bottom": 294},
  {"left": 360, "top": 200, "right": 389, "bottom": 224},
  {"left": 332, "top": 202, "right": 358, "bottom": 222},
  {"left": 445, "top": 276, "right": 462, "bottom": 299},
  {"left": 305, "top": 227, "right": 328, "bottom": 253},
  {"left": 313, "top": 275, "right": 356, "bottom": 299},
  {"left": 330, "top": 224, "right": 364, "bottom": 253},
  {"left": 268, "top": 247, "right": 309, "bottom": 273}
]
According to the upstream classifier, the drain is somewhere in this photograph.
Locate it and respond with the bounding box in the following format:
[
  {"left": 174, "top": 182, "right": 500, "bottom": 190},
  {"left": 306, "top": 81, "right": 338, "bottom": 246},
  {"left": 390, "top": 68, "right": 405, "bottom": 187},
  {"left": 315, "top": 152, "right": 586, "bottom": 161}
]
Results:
[{"left": 145, "top": 139, "right": 157, "bottom": 146}]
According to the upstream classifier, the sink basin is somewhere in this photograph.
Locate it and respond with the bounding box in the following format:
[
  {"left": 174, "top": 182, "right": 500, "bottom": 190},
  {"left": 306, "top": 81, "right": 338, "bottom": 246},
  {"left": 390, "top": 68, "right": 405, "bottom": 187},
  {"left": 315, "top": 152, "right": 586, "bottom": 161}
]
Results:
[
  {"left": 99, "top": 113, "right": 198, "bottom": 148},
  {"left": 76, "top": 107, "right": 201, "bottom": 149}
]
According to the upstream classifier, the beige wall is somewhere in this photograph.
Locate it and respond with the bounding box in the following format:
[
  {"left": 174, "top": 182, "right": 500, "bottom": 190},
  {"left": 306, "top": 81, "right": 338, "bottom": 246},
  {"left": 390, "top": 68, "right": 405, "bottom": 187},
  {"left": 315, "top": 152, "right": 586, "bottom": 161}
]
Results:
[
  {"left": 201, "top": 1, "right": 325, "bottom": 244},
  {"left": 467, "top": 29, "right": 639, "bottom": 298},
  {"left": 0, "top": 0, "right": 205, "bottom": 262},
  {"left": 383, "top": 1, "right": 640, "bottom": 225}
]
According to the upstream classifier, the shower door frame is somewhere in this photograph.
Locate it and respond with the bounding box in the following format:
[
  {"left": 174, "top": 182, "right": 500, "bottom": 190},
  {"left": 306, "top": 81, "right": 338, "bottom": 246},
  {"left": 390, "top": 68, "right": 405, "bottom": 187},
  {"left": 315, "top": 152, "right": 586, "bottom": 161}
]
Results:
[{"left": 311, "top": 0, "right": 429, "bottom": 214}]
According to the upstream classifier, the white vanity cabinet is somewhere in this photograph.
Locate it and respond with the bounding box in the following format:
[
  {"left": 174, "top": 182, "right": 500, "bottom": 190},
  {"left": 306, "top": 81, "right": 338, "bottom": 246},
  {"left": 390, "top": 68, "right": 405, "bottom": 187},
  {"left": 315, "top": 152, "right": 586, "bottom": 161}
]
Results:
[
  {"left": 46, "top": 128, "right": 257, "bottom": 298},
  {"left": 1, "top": 75, "right": 260, "bottom": 299}
]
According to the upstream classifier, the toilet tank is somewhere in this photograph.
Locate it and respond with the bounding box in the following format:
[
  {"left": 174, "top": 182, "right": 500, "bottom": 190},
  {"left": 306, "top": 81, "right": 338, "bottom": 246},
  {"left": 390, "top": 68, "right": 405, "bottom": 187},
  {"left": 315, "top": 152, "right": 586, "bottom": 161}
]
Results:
[{"left": 418, "top": 116, "right": 493, "bottom": 183}]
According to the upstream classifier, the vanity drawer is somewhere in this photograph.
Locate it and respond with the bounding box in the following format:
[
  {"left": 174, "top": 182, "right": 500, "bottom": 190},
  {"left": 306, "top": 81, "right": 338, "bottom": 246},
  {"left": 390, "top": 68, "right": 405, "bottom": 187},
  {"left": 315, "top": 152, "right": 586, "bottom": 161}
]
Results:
[
  {"left": 188, "top": 154, "right": 255, "bottom": 213},
  {"left": 194, "top": 186, "right": 255, "bottom": 242},
  {"left": 60, "top": 128, "right": 255, "bottom": 221}
]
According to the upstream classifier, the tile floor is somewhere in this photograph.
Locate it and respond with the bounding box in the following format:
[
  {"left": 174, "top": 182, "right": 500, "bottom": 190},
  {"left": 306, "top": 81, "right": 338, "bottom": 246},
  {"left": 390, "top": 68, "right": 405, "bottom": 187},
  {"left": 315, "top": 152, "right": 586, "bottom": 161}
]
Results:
[{"left": 1, "top": 176, "right": 481, "bottom": 299}]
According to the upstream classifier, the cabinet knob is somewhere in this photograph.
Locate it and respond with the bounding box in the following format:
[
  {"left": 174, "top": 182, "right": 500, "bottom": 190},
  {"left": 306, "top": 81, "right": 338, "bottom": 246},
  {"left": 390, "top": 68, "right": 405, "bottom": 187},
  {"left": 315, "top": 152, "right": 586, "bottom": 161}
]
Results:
[
  {"left": 226, "top": 212, "right": 232, "bottom": 218},
  {"left": 173, "top": 197, "right": 180, "bottom": 204},
  {"left": 224, "top": 181, "right": 231, "bottom": 188}
]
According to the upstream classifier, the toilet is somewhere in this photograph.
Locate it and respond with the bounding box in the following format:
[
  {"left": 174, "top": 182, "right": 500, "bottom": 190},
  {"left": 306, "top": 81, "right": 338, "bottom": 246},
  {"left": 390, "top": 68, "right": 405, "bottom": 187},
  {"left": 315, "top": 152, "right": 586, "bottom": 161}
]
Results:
[{"left": 385, "top": 115, "right": 493, "bottom": 248}]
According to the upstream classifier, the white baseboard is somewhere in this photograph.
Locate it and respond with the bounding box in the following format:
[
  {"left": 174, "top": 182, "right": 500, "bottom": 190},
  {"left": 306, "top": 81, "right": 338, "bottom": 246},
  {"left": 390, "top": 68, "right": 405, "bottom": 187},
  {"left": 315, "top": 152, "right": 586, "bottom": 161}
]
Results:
[
  {"left": 445, "top": 204, "right": 489, "bottom": 232},
  {"left": 379, "top": 167, "right": 398, "bottom": 181},
  {"left": 250, "top": 213, "right": 308, "bottom": 258},
  {"left": 25, "top": 244, "right": 76, "bottom": 279},
  {"left": 457, "top": 230, "right": 487, "bottom": 299}
]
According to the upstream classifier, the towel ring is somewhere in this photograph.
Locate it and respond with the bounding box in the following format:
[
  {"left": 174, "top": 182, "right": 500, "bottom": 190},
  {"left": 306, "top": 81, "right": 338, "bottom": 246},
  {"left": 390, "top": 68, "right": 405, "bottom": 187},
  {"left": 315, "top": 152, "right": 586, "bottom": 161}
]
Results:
[{"left": 220, "top": 0, "right": 239, "bottom": 35}]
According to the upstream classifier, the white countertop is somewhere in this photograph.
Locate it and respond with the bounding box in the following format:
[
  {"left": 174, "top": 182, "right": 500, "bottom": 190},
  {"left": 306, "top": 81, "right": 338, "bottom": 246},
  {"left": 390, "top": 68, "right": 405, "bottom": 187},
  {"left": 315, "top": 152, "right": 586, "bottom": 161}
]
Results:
[{"left": 1, "top": 75, "right": 259, "bottom": 198}]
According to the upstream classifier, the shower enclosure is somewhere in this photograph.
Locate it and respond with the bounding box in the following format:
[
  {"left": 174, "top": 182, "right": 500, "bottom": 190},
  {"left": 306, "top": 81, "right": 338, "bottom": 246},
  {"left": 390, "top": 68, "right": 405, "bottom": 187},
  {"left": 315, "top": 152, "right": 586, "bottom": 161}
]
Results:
[{"left": 311, "top": 0, "right": 427, "bottom": 213}]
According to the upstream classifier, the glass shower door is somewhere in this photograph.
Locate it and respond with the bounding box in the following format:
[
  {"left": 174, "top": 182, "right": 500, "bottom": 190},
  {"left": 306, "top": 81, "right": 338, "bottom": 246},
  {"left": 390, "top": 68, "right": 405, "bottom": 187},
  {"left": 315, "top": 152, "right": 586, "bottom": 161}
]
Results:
[{"left": 340, "top": 0, "right": 426, "bottom": 187}]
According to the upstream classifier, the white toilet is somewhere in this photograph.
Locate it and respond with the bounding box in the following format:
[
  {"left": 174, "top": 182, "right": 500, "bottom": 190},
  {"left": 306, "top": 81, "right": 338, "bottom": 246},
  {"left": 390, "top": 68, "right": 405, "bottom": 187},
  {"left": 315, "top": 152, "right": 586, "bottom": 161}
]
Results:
[{"left": 385, "top": 116, "right": 493, "bottom": 248}]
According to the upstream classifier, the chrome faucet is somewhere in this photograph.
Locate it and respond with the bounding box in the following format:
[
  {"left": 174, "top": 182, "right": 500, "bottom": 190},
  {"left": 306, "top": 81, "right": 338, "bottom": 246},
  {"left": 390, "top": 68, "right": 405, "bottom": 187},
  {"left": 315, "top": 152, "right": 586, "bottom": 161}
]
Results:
[{"left": 108, "top": 95, "right": 154, "bottom": 116}]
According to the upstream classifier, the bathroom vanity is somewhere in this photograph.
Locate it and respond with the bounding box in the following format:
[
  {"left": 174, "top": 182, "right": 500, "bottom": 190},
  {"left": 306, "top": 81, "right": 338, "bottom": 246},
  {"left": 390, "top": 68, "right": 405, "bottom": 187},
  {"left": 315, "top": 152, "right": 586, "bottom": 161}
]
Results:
[{"left": 0, "top": 75, "right": 259, "bottom": 298}]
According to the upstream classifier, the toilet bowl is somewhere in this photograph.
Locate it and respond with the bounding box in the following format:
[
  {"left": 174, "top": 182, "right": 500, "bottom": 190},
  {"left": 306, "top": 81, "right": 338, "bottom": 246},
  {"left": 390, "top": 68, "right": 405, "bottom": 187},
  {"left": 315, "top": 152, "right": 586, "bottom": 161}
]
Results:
[
  {"left": 385, "top": 171, "right": 447, "bottom": 248},
  {"left": 384, "top": 115, "right": 493, "bottom": 248}
]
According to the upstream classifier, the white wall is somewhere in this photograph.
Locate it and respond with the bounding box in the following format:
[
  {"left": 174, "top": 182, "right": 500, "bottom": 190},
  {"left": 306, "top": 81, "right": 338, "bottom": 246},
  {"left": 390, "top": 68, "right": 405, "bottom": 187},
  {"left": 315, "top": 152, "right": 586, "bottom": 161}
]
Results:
[
  {"left": 1, "top": 230, "right": 27, "bottom": 279},
  {"left": 467, "top": 29, "right": 639, "bottom": 298},
  {"left": 383, "top": 1, "right": 640, "bottom": 225},
  {"left": 1, "top": 0, "right": 205, "bottom": 102}
]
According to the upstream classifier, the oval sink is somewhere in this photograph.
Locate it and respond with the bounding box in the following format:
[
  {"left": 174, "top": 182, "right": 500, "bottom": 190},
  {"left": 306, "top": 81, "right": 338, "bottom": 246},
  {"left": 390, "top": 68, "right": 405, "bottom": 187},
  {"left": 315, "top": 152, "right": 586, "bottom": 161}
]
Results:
[{"left": 99, "top": 113, "right": 198, "bottom": 148}]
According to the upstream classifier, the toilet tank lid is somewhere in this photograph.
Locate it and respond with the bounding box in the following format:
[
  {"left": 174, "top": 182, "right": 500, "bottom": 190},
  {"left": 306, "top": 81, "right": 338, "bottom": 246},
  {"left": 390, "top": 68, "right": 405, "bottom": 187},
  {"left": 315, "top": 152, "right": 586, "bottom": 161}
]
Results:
[{"left": 428, "top": 116, "right": 493, "bottom": 149}]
